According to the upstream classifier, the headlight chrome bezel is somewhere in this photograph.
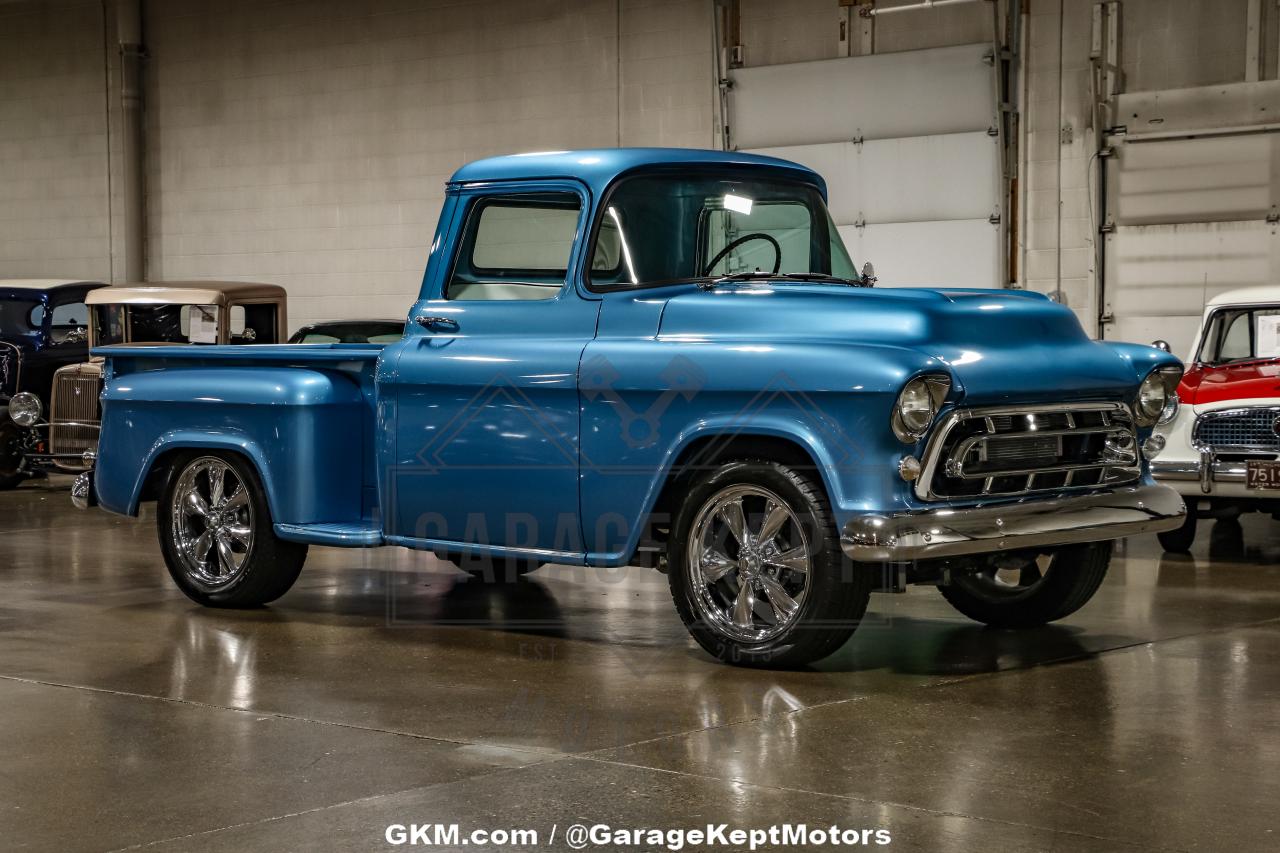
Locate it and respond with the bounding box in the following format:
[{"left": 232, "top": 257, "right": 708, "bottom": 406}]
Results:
[
  {"left": 1156, "top": 392, "right": 1180, "bottom": 426},
  {"left": 1135, "top": 365, "right": 1184, "bottom": 428},
  {"left": 892, "top": 374, "right": 951, "bottom": 443},
  {"left": 7, "top": 391, "right": 42, "bottom": 428}
]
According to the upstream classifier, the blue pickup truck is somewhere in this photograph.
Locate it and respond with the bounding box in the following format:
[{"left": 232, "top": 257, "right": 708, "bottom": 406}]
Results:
[{"left": 76, "top": 148, "right": 1186, "bottom": 667}]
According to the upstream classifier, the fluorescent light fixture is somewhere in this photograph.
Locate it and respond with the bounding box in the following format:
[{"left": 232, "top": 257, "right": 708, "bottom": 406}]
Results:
[{"left": 723, "top": 193, "right": 753, "bottom": 215}]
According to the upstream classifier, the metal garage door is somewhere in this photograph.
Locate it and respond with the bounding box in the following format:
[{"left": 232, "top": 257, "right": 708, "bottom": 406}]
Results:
[
  {"left": 728, "top": 43, "right": 1002, "bottom": 288},
  {"left": 1103, "top": 126, "right": 1280, "bottom": 356}
]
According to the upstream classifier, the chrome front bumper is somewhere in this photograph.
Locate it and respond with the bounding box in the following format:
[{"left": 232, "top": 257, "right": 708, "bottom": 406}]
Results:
[
  {"left": 1152, "top": 450, "right": 1269, "bottom": 491},
  {"left": 841, "top": 483, "right": 1185, "bottom": 562}
]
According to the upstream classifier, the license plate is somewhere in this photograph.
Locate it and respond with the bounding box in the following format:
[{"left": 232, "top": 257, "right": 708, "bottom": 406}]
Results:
[{"left": 1246, "top": 460, "right": 1280, "bottom": 490}]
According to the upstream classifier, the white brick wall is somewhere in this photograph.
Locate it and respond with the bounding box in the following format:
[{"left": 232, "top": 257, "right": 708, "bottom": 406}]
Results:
[
  {"left": 0, "top": 0, "right": 111, "bottom": 281},
  {"left": 145, "top": 0, "right": 713, "bottom": 330}
]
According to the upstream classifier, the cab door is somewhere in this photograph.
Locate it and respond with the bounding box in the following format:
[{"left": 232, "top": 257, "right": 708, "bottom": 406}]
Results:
[{"left": 385, "top": 181, "right": 599, "bottom": 558}]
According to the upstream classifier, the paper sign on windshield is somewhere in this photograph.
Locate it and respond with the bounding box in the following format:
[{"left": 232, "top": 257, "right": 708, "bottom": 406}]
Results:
[
  {"left": 188, "top": 306, "right": 218, "bottom": 344},
  {"left": 1257, "top": 313, "right": 1280, "bottom": 359}
]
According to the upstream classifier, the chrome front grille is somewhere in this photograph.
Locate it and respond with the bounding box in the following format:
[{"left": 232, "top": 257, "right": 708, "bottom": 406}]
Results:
[
  {"left": 49, "top": 365, "right": 103, "bottom": 467},
  {"left": 919, "top": 402, "right": 1140, "bottom": 500},
  {"left": 1193, "top": 406, "right": 1280, "bottom": 455}
]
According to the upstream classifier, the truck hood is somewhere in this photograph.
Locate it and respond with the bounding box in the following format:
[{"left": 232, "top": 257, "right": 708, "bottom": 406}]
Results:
[
  {"left": 656, "top": 284, "right": 1170, "bottom": 405},
  {"left": 1179, "top": 358, "right": 1280, "bottom": 405}
]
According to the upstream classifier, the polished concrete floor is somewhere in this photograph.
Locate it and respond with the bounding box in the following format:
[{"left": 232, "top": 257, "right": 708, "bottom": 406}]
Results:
[{"left": 1, "top": 478, "right": 1279, "bottom": 852}]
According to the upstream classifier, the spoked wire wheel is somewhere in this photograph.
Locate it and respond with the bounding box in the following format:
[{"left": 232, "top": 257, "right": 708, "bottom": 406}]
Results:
[
  {"left": 686, "top": 484, "right": 811, "bottom": 643},
  {"left": 169, "top": 456, "right": 255, "bottom": 592}
]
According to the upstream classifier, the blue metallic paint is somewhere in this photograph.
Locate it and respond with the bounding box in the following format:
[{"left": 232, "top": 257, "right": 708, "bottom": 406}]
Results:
[{"left": 89, "top": 149, "right": 1183, "bottom": 569}]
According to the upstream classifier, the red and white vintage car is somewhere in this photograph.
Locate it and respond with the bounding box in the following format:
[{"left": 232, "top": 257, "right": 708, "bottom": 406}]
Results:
[{"left": 1151, "top": 287, "right": 1280, "bottom": 551}]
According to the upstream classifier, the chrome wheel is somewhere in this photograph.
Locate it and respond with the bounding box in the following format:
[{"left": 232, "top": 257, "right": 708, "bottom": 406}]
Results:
[
  {"left": 686, "top": 484, "right": 811, "bottom": 643},
  {"left": 169, "top": 457, "right": 254, "bottom": 591}
]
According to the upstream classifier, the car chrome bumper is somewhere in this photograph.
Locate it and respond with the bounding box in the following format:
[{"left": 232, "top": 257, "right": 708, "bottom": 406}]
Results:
[
  {"left": 841, "top": 483, "right": 1186, "bottom": 562},
  {"left": 1152, "top": 448, "right": 1269, "bottom": 489}
]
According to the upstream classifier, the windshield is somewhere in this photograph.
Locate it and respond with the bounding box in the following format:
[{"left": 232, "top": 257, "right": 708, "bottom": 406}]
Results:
[
  {"left": 93, "top": 303, "right": 220, "bottom": 346},
  {"left": 1197, "top": 306, "right": 1280, "bottom": 364},
  {"left": 588, "top": 173, "right": 857, "bottom": 288}
]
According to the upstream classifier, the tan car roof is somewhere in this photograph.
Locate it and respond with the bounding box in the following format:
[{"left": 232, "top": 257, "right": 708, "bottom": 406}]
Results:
[{"left": 86, "top": 281, "right": 286, "bottom": 306}]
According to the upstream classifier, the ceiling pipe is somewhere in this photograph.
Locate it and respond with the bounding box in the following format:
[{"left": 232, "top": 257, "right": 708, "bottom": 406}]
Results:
[
  {"left": 862, "top": 0, "right": 987, "bottom": 17},
  {"left": 115, "top": 0, "right": 146, "bottom": 283}
]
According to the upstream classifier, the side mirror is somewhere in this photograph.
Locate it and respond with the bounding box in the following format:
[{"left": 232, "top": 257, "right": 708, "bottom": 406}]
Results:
[
  {"left": 1151, "top": 339, "right": 1172, "bottom": 353},
  {"left": 859, "top": 261, "right": 877, "bottom": 287}
]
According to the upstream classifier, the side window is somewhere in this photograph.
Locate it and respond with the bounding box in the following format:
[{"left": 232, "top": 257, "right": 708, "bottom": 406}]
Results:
[
  {"left": 92, "top": 305, "right": 127, "bottom": 346},
  {"left": 235, "top": 304, "right": 279, "bottom": 343},
  {"left": 50, "top": 302, "right": 87, "bottom": 327},
  {"left": 46, "top": 301, "right": 89, "bottom": 345},
  {"left": 446, "top": 193, "right": 581, "bottom": 301},
  {"left": 703, "top": 200, "right": 813, "bottom": 277}
]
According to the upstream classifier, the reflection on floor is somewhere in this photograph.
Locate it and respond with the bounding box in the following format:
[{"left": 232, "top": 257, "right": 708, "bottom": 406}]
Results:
[{"left": 2, "top": 477, "right": 1279, "bottom": 851}]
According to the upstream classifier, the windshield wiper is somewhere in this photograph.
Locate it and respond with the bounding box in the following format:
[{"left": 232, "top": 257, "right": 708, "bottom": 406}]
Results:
[
  {"left": 697, "top": 271, "right": 867, "bottom": 290},
  {"left": 780, "top": 272, "right": 867, "bottom": 286}
]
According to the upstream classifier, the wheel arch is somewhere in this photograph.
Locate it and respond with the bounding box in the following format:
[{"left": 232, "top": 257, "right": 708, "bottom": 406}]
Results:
[
  {"left": 614, "top": 428, "right": 839, "bottom": 569},
  {"left": 126, "top": 435, "right": 278, "bottom": 519}
]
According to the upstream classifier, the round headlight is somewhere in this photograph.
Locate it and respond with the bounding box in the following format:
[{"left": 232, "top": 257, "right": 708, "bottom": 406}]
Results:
[
  {"left": 892, "top": 375, "right": 950, "bottom": 443},
  {"left": 7, "top": 392, "right": 42, "bottom": 427},
  {"left": 1134, "top": 371, "right": 1168, "bottom": 426},
  {"left": 1156, "top": 392, "right": 1180, "bottom": 426}
]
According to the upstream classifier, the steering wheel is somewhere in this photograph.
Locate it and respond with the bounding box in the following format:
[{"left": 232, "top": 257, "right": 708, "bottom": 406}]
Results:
[{"left": 702, "top": 232, "right": 782, "bottom": 277}]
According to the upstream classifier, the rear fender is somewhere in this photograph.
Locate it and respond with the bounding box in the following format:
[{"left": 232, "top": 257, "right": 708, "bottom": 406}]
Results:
[{"left": 94, "top": 365, "right": 367, "bottom": 524}]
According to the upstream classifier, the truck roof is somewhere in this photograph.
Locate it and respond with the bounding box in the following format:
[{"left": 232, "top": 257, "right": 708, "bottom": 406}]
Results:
[
  {"left": 448, "top": 148, "right": 826, "bottom": 196},
  {"left": 1206, "top": 285, "right": 1280, "bottom": 308}
]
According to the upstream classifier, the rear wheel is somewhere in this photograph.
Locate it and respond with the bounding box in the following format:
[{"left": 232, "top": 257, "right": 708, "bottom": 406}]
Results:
[
  {"left": 0, "top": 421, "right": 27, "bottom": 490},
  {"left": 938, "top": 542, "right": 1112, "bottom": 629},
  {"left": 668, "top": 460, "right": 872, "bottom": 668},
  {"left": 158, "top": 453, "right": 307, "bottom": 607},
  {"left": 1157, "top": 504, "right": 1198, "bottom": 553}
]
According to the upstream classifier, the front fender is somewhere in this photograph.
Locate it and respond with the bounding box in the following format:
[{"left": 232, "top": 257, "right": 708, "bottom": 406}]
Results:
[{"left": 578, "top": 339, "right": 944, "bottom": 565}]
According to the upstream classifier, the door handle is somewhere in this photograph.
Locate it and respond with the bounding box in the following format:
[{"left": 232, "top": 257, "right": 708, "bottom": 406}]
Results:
[{"left": 415, "top": 315, "right": 459, "bottom": 333}]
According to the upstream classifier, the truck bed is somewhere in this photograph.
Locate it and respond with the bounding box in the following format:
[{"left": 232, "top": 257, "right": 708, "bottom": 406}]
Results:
[{"left": 93, "top": 343, "right": 386, "bottom": 540}]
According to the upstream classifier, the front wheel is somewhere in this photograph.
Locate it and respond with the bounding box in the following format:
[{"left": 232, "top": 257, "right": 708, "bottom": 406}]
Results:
[
  {"left": 938, "top": 542, "right": 1112, "bottom": 629},
  {"left": 158, "top": 453, "right": 307, "bottom": 607},
  {"left": 0, "top": 421, "right": 28, "bottom": 490},
  {"left": 1157, "top": 504, "right": 1198, "bottom": 553},
  {"left": 668, "top": 460, "right": 872, "bottom": 668}
]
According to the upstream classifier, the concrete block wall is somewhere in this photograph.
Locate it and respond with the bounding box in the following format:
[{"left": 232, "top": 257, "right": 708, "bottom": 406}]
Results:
[
  {"left": 1021, "top": 0, "right": 1098, "bottom": 331},
  {"left": 146, "top": 0, "right": 713, "bottom": 328},
  {"left": 0, "top": 0, "right": 112, "bottom": 282}
]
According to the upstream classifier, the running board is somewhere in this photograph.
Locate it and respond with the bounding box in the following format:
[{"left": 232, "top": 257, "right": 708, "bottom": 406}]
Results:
[{"left": 273, "top": 522, "right": 384, "bottom": 548}]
